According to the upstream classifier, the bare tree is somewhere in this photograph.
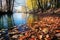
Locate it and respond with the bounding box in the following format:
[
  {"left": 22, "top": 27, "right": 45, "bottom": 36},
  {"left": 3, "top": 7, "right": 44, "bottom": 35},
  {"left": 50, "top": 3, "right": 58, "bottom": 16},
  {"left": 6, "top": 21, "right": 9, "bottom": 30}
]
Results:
[
  {"left": 6, "top": 0, "right": 15, "bottom": 12},
  {"left": 0, "top": 0, "right": 2, "bottom": 11}
]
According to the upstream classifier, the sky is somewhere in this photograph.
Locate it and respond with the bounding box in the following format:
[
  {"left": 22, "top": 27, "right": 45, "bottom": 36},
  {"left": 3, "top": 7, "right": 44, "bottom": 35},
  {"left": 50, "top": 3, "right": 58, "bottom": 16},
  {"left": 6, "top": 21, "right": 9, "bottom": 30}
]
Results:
[{"left": 14, "top": 0, "right": 26, "bottom": 10}]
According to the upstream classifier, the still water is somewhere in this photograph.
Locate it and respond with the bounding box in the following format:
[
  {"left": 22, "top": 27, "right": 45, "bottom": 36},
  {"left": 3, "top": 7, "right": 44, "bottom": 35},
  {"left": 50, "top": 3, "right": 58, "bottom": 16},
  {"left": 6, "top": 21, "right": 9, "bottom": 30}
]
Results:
[{"left": 0, "top": 13, "right": 29, "bottom": 30}]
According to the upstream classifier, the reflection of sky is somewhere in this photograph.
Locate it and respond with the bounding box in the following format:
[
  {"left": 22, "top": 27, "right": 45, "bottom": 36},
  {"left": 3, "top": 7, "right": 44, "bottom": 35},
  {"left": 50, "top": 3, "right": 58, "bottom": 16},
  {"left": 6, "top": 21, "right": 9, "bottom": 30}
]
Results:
[
  {"left": 13, "top": 13, "right": 29, "bottom": 32},
  {"left": 13, "top": 13, "right": 29, "bottom": 26}
]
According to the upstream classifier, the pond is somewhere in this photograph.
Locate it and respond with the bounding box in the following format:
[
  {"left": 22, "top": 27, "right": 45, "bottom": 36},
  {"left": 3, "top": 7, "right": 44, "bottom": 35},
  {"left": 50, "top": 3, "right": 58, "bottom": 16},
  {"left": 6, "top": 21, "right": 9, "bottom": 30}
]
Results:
[{"left": 0, "top": 13, "right": 29, "bottom": 30}]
